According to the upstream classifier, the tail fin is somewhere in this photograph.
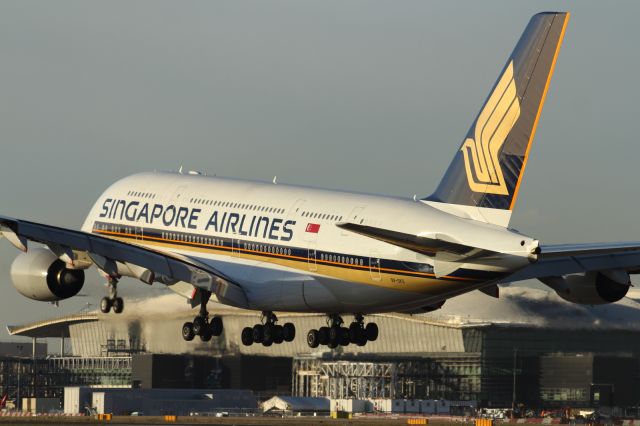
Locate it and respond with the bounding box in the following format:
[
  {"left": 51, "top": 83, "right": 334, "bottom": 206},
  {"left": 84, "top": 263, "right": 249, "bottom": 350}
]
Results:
[{"left": 425, "top": 12, "right": 569, "bottom": 226}]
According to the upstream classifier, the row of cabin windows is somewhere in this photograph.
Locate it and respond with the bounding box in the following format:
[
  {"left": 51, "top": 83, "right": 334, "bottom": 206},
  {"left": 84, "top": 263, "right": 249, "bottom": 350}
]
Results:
[
  {"left": 161, "top": 232, "right": 225, "bottom": 247},
  {"left": 244, "top": 243, "right": 292, "bottom": 256},
  {"left": 160, "top": 231, "right": 292, "bottom": 257},
  {"left": 97, "top": 223, "right": 136, "bottom": 235},
  {"left": 189, "top": 198, "right": 285, "bottom": 214},
  {"left": 127, "top": 191, "right": 157, "bottom": 199},
  {"left": 302, "top": 211, "right": 343, "bottom": 221},
  {"left": 320, "top": 253, "right": 364, "bottom": 266}
]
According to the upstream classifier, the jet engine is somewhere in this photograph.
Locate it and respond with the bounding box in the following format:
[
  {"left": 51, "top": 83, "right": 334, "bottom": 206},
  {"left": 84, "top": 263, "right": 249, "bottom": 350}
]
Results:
[
  {"left": 11, "top": 247, "right": 85, "bottom": 301},
  {"left": 539, "top": 270, "right": 630, "bottom": 305}
]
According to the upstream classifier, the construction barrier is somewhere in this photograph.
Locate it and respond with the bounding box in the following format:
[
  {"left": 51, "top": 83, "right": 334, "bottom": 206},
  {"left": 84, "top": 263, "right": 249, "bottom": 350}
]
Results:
[
  {"left": 331, "top": 411, "right": 352, "bottom": 419},
  {"left": 476, "top": 419, "right": 494, "bottom": 426},
  {"left": 97, "top": 413, "right": 112, "bottom": 421},
  {"left": 164, "top": 415, "right": 177, "bottom": 422},
  {"left": 408, "top": 418, "right": 429, "bottom": 425}
]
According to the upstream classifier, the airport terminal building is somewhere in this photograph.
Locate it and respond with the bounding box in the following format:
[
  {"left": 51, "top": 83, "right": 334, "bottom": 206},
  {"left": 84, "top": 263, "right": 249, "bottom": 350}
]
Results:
[{"left": 3, "top": 287, "right": 640, "bottom": 411}]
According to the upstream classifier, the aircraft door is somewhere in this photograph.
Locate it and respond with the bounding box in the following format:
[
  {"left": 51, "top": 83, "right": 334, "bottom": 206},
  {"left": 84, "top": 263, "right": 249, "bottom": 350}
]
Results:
[
  {"left": 308, "top": 242, "right": 317, "bottom": 272},
  {"left": 232, "top": 233, "right": 241, "bottom": 256},
  {"left": 369, "top": 251, "right": 381, "bottom": 281}
]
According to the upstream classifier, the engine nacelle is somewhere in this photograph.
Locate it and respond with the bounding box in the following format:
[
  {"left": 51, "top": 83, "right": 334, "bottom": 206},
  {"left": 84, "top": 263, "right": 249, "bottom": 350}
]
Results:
[
  {"left": 11, "top": 247, "right": 85, "bottom": 301},
  {"left": 540, "top": 270, "right": 630, "bottom": 305}
]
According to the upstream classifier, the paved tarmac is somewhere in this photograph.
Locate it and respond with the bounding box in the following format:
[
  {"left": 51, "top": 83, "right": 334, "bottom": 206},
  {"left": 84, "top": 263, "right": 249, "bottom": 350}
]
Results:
[{"left": 0, "top": 415, "right": 457, "bottom": 426}]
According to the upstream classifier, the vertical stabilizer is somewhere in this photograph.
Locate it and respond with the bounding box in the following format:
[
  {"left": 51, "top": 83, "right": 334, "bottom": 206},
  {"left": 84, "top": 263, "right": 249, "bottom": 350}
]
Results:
[{"left": 425, "top": 12, "right": 569, "bottom": 226}]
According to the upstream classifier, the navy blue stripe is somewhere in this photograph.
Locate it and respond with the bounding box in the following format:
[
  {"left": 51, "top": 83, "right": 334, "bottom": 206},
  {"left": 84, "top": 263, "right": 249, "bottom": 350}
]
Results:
[{"left": 93, "top": 221, "right": 502, "bottom": 282}]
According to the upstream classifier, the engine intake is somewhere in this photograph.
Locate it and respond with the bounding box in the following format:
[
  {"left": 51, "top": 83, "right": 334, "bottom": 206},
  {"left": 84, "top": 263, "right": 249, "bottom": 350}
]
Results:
[
  {"left": 11, "top": 247, "right": 85, "bottom": 301},
  {"left": 540, "top": 270, "right": 630, "bottom": 305}
]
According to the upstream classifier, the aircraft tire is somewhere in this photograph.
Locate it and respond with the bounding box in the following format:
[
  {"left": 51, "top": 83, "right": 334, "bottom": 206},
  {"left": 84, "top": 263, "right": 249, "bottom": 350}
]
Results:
[
  {"left": 357, "top": 335, "right": 367, "bottom": 346},
  {"left": 307, "top": 329, "right": 320, "bottom": 348},
  {"left": 329, "top": 326, "right": 340, "bottom": 343},
  {"left": 283, "top": 323, "right": 296, "bottom": 342},
  {"left": 339, "top": 327, "right": 350, "bottom": 346},
  {"left": 112, "top": 297, "right": 124, "bottom": 314},
  {"left": 263, "top": 324, "right": 275, "bottom": 343},
  {"left": 272, "top": 325, "right": 284, "bottom": 344},
  {"left": 192, "top": 316, "right": 206, "bottom": 336},
  {"left": 348, "top": 323, "right": 361, "bottom": 342},
  {"left": 241, "top": 327, "right": 253, "bottom": 346},
  {"left": 262, "top": 337, "right": 273, "bottom": 347},
  {"left": 252, "top": 324, "right": 264, "bottom": 343},
  {"left": 182, "top": 322, "right": 195, "bottom": 341},
  {"left": 366, "top": 322, "right": 379, "bottom": 341},
  {"left": 328, "top": 340, "right": 338, "bottom": 349},
  {"left": 199, "top": 329, "right": 212, "bottom": 342},
  {"left": 100, "top": 297, "right": 111, "bottom": 314},
  {"left": 210, "top": 316, "right": 223, "bottom": 336},
  {"left": 318, "top": 327, "right": 330, "bottom": 345}
]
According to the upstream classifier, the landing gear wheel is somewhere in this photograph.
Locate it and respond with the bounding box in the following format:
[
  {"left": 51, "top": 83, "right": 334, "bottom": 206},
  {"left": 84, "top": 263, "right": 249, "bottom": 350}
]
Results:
[
  {"left": 100, "top": 297, "right": 111, "bottom": 314},
  {"left": 339, "top": 327, "right": 350, "bottom": 346},
  {"left": 329, "top": 326, "right": 341, "bottom": 343},
  {"left": 263, "top": 324, "right": 275, "bottom": 343},
  {"left": 192, "top": 316, "right": 206, "bottom": 336},
  {"left": 282, "top": 323, "right": 296, "bottom": 342},
  {"left": 182, "top": 322, "right": 195, "bottom": 341},
  {"left": 199, "top": 329, "right": 212, "bottom": 342},
  {"left": 262, "top": 337, "right": 273, "bottom": 347},
  {"left": 241, "top": 327, "right": 254, "bottom": 346},
  {"left": 328, "top": 340, "right": 338, "bottom": 349},
  {"left": 252, "top": 324, "right": 265, "bottom": 344},
  {"left": 112, "top": 297, "right": 124, "bottom": 314},
  {"left": 349, "top": 323, "right": 361, "bottom": 342},
  {"left": 272, "top": 325, "right": 284, "bottom": 344},
  {"left": 318, "top": 327, "right": 330, "bottom": 345},
  {"left": 307, "top": 329, "right": 320, "bottom": 348},
  {"left": 209, "top": 316, "right": 223, "bottom": 336},
  {"left": 366, "top": 322, "right": 379, "bottom": 341}
]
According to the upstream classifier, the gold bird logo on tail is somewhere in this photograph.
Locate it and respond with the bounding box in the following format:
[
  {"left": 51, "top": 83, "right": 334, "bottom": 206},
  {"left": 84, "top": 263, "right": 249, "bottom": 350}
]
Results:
[{"left": 461, "top": 61, "right": 521, "bottom": 195}]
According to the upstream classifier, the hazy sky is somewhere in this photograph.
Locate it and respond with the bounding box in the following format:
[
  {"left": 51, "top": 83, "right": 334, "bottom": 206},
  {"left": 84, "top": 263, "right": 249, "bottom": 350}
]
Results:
[{"left": 1, "top": 1, "right": 639, "bottom": 342}]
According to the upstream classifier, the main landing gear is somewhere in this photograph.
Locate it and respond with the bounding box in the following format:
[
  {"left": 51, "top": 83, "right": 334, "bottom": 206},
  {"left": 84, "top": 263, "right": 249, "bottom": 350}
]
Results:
[
  {"left": 100, "top": 276, "right": 124, "bottom": 314},
  {"left": 181, "top": 291, "right": 223, "bottom": 342},
  {"left": 307, "top": 314, "right": 378, "bottom": 348},
  {"left": 241, "top": 312, "right": 296, "bottom": 347}
]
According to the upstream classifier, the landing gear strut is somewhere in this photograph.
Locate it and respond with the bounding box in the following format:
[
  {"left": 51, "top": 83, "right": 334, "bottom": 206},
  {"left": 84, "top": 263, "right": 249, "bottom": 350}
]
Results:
[
  {"left": 241, "top": 312, "right": 296, "bottom": 346},
  {"left": 100, "top": 276, "right": 124, "bottom": 314},
  {"left": 307, "top": 314, "right": 378, "bottom": 348},
  {"left": 181, "top": 290, "right": 223, "bottom": 342}
]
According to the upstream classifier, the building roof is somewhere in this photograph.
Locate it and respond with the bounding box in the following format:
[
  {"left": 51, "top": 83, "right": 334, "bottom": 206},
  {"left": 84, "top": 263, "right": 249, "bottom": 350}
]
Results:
[{"left": 6, "top": 313, "right": 98, "bottom": 338}]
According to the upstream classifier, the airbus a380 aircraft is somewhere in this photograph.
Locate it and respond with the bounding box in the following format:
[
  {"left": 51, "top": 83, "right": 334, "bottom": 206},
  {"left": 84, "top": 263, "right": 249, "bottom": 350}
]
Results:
[{"left": 3, "top": 12, "right": 636, "bottom": 349}]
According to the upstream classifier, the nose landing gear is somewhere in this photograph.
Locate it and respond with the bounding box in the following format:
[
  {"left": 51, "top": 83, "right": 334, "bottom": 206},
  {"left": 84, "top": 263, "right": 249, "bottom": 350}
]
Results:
[{"left": 241, "top": 312, "right": 296, "bottom": 346}]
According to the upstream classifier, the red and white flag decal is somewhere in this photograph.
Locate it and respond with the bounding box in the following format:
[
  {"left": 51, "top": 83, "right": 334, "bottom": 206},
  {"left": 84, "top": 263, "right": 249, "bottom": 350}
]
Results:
[{"left": 305, "top": 223, "right": 321, "bottom": 233}]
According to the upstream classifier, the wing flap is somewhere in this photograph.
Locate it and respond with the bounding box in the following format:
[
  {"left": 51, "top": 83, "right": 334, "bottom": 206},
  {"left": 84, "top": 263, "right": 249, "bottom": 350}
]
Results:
[{"left": 0, "top": 216, "right": 248, "bottom": 308}]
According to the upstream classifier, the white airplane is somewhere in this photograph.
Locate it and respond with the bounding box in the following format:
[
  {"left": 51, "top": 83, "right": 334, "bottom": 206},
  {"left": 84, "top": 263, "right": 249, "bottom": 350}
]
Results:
[{"left": 2, "top": 12, "right": 635, "bottom": 349}]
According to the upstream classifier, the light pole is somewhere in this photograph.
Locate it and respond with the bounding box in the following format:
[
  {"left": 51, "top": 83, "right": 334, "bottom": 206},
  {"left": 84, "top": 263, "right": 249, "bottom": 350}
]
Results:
[
  {"left": 512, "top": 348, "right": 518, "bottom": 418},
  {"left": 16, "top": 345, "right": 23, "bottom": 412}
]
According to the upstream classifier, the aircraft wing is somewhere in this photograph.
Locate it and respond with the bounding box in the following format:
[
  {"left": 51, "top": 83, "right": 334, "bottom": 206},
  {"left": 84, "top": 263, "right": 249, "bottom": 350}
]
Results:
[
  {"left": 336, "top": 222, "right": 493, "bottom": 257},
  {"left": 336, "top": 222, "right": 497, "bottom": 277},
  {"left": 505, "top": 242, "right": 640, "bottom": 282},
  {"left": 0, "top": 215, "right": 248, "bottom": 308}
]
